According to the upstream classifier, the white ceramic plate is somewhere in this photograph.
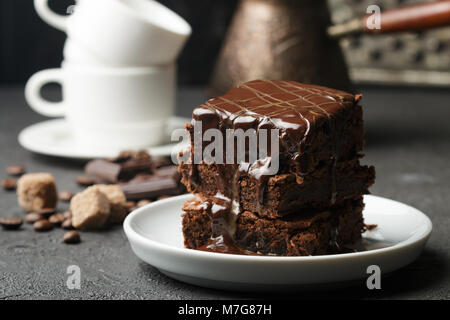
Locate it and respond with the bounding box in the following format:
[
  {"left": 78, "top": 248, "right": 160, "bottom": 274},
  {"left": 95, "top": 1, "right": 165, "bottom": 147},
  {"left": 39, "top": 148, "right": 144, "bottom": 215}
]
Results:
[
  {"left": 124, "top": 194, "right": 432, "bottom": 291},
  {"left": 18, "top": 117, "right": 190, "bottom": 160}
]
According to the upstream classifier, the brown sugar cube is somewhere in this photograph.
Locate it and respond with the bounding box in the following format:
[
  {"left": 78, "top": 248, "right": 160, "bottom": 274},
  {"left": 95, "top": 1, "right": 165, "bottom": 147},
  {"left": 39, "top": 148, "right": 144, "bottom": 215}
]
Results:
[
  {"left": 17, "top": 173, "right": 58, "bottom": 212},
  {"left": 92, "top": 184, "right": 128, "bottom": 224},
  {"left": 70, "top": 186, "right": 110, "bottom": 230}
]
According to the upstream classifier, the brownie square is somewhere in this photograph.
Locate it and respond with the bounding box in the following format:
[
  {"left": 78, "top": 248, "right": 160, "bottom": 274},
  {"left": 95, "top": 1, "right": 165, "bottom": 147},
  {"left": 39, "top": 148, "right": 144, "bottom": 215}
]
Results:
[
  {"left": 185, "top": 79, "right": 364, "bottom": 176},
  {"left": 178, "top": 80, "right": 375, "bottom": 256},
  {"left": 179, "top": 159, "right": 375, "bottom": 218},
  {"left": 182, "top": 197, "right": 365, "bottom": 256}
]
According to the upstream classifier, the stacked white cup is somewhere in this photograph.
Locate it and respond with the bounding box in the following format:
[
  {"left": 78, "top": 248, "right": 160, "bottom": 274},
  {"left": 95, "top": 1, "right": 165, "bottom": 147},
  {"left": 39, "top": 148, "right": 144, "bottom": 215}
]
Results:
[{"left": 26, "top": 0, "right": 191, "bottom": 149}]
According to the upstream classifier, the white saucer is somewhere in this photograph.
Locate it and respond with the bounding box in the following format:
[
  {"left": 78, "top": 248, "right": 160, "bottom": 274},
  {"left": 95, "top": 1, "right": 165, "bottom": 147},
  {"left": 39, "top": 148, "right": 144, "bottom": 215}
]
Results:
[
  {"left": 18, "top": 117, "right": 190, "bottom": 160},
  {"left": 124, "top": 194, "right": 432, "bottom": 292}
]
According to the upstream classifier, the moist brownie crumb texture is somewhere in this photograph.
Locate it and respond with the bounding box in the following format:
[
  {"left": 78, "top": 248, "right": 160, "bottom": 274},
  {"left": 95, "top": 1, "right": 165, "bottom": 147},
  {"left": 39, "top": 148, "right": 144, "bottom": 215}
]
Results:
[{"left": 178, "top": 80, "right": 375, "bottom": 256}]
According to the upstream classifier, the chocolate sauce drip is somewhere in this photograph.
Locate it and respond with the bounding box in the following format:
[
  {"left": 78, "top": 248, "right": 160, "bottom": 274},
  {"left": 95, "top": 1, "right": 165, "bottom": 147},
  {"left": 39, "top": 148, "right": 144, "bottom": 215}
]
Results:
[
  {"left": 330, "top": 156, "right": 338, "bottom": 205},
  {"left": 198, "top": 232, "right": 258, "bottom": 255}
]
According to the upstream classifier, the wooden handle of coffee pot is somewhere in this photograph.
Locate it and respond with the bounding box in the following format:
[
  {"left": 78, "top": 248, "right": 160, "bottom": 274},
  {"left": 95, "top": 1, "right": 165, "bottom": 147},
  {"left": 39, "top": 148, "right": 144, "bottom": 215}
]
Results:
[{"left": 328, "top": 0, "right": 450, "bottom": 38}]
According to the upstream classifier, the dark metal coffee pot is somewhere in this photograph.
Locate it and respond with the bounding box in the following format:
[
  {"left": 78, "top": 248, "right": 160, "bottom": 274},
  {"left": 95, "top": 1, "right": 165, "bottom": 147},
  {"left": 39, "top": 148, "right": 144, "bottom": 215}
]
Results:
[{"left": 209, "top": 0, "right": 450, "bottom": 97}]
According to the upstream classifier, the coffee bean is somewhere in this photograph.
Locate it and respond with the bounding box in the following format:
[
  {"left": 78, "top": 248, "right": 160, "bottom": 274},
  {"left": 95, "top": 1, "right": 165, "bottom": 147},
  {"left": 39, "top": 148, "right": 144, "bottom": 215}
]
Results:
[
  {"left": 6, "top": 165, "right": 26, "bottom": 176},
  {"left": 1, "top": 178, "right": 17, "bottom": 191},
  {"left": 25, "top": 212, "right": 44, "bottom": 224},
  {"left": 76, "top": 176, "right": 94, "bottom": 187},
  {"left": 58, "top": 191, "right": 73, "bottom": 202},
  {"left": 49, "top": 213, "right": 65, "bottom": 226},
  {"left": 63, "top": 210, "right": 72, "bottom": 219},
  {"left": 33, "top": 219, "right": 53, "bottom": 232},
  {"left": 133, "top": 150, "right": 152, "bottom": 160},
  {"left": 63, "top": 231, "right": 81, "bottom": 244},
  {"left": 61, "top": 218, "right": 74, "bottom": 230},
  {"left": 124, "top": 201, "right": 136, "bottom": 211},
  {"left": 136, "top": 199, "right": 152, "bottom": 208},
  {"left": 113, "top": 150, "right": 134, "bottom": 162},
  {"left": 0, "top": 217, "right": 23, "bottom": 230},
  {"left": 157, "top": 195, "right": 171, "bottom": 201},
  {"left": 37, "top": 208, "right": 56, "bottom": 218}
]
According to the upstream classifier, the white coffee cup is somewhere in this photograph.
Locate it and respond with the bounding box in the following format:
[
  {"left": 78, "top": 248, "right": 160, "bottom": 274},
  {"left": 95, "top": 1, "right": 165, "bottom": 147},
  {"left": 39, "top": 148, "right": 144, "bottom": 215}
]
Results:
[
  {"left": 34, "top": 0, "right": 192, "bottom": 66},
  {"left": 63, "top": 38, "right": 111, "bottom": 66},
  {"left": 25, "top": 61, "right": 176, "bottom": 149}
]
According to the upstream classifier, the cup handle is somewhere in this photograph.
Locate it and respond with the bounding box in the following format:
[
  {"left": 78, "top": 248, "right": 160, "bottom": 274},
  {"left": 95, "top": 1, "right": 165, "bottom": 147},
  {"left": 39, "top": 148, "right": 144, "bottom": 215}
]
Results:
[
  {"left": 25, "top": 69, "right": 66, "bottom": 117},
  {"left": 34, "top": 0, "right": 68, "bottom": 31}
]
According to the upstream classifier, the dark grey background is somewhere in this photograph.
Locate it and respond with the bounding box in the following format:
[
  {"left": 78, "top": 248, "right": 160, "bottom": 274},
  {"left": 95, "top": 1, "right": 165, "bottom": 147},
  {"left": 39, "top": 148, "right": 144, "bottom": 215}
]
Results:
[
  {"left": 0, "top": 0, "right": 238, "bottom": 85},
  {"left": 0, "top": 0, "right": 448, "bottom": 301},
  {"left": 0, "top": 85, "right": 449, "bottom": 299}
]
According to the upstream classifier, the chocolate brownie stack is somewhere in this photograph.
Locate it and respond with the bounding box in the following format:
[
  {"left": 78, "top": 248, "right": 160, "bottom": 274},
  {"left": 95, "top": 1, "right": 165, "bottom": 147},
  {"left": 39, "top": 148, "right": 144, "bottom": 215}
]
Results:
[{"left": 179, "top": 80, "right": 375, "bottom": 256}]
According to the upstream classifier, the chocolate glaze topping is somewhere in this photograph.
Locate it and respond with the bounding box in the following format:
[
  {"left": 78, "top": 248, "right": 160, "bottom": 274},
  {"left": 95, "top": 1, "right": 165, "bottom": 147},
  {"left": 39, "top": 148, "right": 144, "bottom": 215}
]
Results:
[
  {"left": 191, "top": 80, "right": 358, "bottom": 173},
  {"left": 185, "top": 80, "right": 361, "bottom": 254}
]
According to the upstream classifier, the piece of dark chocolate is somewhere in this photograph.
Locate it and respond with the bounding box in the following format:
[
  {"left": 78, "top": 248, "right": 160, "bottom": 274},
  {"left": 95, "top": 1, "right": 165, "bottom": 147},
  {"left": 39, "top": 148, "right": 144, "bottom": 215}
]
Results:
[
  {"left": 85, "top": 157, "right": 153, "bottom": 183},
  {"left": 154, "top": 165, "right": 179, "bottom": 178},
  {"left": 85, "top": 160, "right": 121, "bottom": 183},
  {"left": 120, "top": 174, "right": 184, "bottom": 200},
  {"left": 152, "top": 157, "right": 174, "bottom": 169}
]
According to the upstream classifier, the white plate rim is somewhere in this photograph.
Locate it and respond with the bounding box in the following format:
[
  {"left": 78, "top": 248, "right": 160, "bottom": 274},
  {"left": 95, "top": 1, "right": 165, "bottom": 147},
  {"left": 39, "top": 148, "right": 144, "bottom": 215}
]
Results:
[{"left": 123, "top": 194, "right": 433, "bottom": 263}]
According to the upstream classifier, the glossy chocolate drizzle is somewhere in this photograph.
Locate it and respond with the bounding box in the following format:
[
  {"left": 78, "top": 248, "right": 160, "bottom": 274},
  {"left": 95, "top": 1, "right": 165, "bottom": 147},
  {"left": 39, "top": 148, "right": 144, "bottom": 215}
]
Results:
[{"left": 188, "top": 80, "right": 358, "bottom": 254}]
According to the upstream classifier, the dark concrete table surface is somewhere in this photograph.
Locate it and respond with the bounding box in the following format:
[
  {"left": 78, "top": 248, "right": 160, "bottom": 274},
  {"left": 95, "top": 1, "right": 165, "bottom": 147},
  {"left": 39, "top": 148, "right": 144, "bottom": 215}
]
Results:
[{"left": 0, "top": 85, "right": 449, "bottom": 300}]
